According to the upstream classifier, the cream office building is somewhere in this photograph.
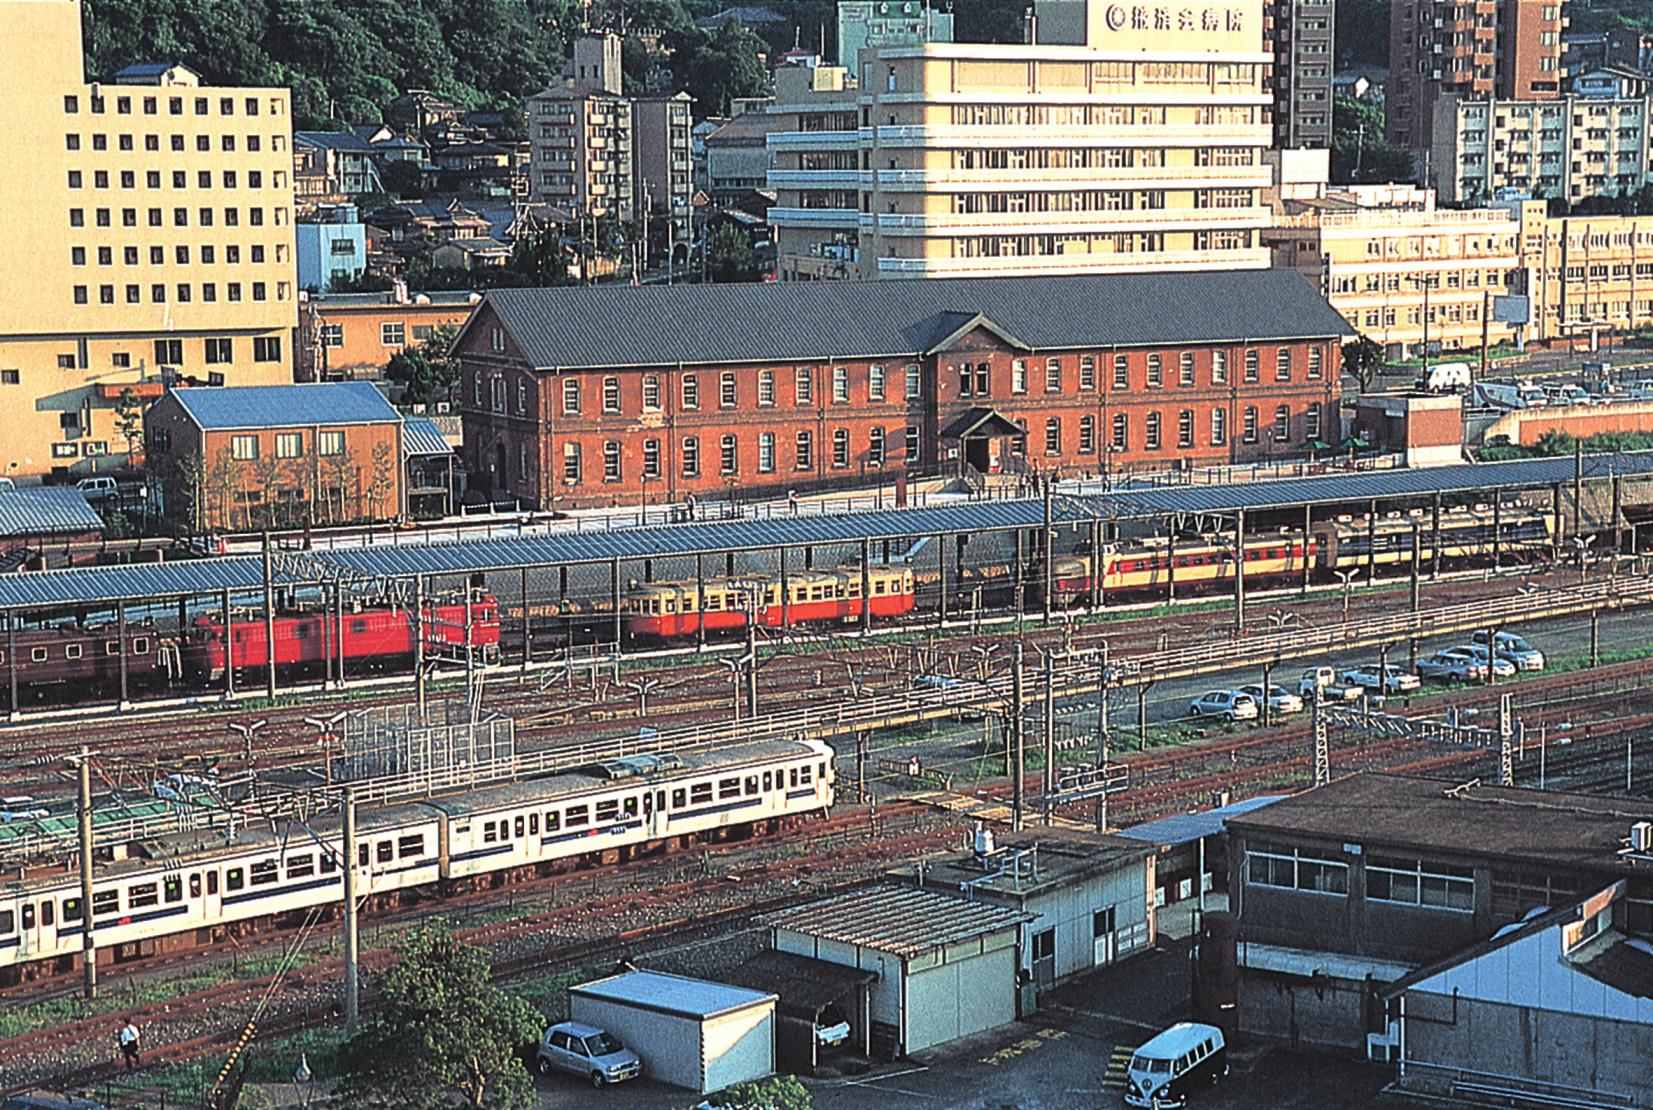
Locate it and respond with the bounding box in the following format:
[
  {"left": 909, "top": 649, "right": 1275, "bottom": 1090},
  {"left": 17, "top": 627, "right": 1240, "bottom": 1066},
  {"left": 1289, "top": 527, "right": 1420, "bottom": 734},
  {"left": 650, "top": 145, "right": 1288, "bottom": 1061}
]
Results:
[
  {"left": 770, "top": 0, "right": 1274, "bottom": 280},
  {"left": 0, "top": 0, "right": 297, "bottom": 480}
]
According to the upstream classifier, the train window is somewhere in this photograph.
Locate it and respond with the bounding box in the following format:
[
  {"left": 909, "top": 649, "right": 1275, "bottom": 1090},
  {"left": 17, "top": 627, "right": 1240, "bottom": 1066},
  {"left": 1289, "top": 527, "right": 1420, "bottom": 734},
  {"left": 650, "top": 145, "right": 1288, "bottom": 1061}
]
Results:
[
  {"left": 819, "top": 762, "right": 828, "bottom": 780},
  {"left": 800, "top": 766, "right": 813, "bottom": 785},
  {"left": 529, "top": 814, "right": 539, "bottom": 836},
  {"left": 623, "top": 797, "right": 638, "bottom": 818},
  {"left": 66, "top": 644, "right": 83, "bottom": 659},
  {"left": 225, "top": 867, "right": 245, "bottom": 891},
  {"left": 352, "top": 620, "right": 366, "bottom": 633},
  {"left": 719, "top": 777, "right": 741, "bottom": 799},
  {"left": 357, "top": 845, "right": 369, "bottom": 867},
  {"left": 41, "top": 900, "right": 55, "bottom": 926},
  {"left": 287, "top": 854, "right": 315, "bottom": 878},
  {"left": 250, "top": 860, "right": 279, "bottom": 886},
  {"left": 163, "top": 877, "right": 183, "bottom": 903},
  {"left": 92, "top": 890, "right": 120, "bottom": 916},
  {"left": 206, "top": 872, "right": 219, "bottom": 894},
  {"left": 690, "top": 783, "right": 713, "bottom": 805},
  {"left": 190, "top": 874, "right": 202, "bottom": 898},
  {"left": 790, "top": 769, "right": 799, "bottom": 788},
  {"left": 0, "top": 910, "right": 13, "bottom": 934},
  {"left": 774, "top": 767, "right": 785, "bottom": 789},
  {"left": 544, "top": 810, "right": 560, "bottom": 832},
  {"left": 513, "top": 816, "right": 525, "bottom": 838},
  {"left": 566, "top": 805, "right": 589, "bottom": 827},
  {"left": 745, "top": 776, "right": 758, "bottom": 795},
  {"left": 375, "top": 841, "right": 393, "bottom": 863},
  {"left": 763, "top": 772, "right": 772, "bottom": 791},
  {"left": 31, "top": 648, "right": 47, "bottom": 663},
  {"left": 294, "top": 624, "right": 310, "bottom": 639},
  {"left": 21, "top": 904, "right": 35, "bottom": 929},
  {"left": 105, "top": 641, "right": 120, "bottom": 655},
  {"left": 398, "top": 835, "right": 424, "bottom": 858},
  {"left": 483, "top": 822, "right": 498, "bottom": 843},
  {"left": 596, "top": 800, "right": 618, "bottom": 822},
  {"left": 320, "top": 853, "right": 337, "bottom": 874},
  {"left": 62, "top": 898, "right": 82, "bottom": 922},
  {"left": 671, "top": 789, "right": 686, "bottom": 809}
]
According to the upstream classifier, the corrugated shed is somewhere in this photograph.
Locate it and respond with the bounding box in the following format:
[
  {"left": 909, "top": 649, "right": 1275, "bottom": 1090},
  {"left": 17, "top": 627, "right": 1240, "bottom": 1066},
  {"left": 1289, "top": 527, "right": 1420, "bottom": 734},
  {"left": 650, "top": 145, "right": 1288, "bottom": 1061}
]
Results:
[
  {"left": 402, "top": 417, "right": 453, "bottom": 456},
  {"left": 0, "top": 488, "right": 106, "bottom": 539},
  {"left": 570, "top": 970, "right": 775, "bottom": 1019},
  {"left": 760, "top": 886, "right": 1031, "bottom": 959},
  {"left": 169, "top": 383, "right": 399, "bottom": 431},
  {"left": 481, "top": 270, "right": 1354, "bottom": 370}
]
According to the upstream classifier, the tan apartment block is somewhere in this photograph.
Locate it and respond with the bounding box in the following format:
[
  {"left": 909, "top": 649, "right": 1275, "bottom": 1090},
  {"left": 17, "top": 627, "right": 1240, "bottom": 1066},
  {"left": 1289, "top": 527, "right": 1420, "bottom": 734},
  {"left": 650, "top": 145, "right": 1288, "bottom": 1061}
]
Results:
[
  {"left": 632, "top": 92, "right": 695, "bottom": 253},
  {"left": 1506, "top": 202, "right": 1653, "bottom": 345},
  {"left": 0, "top": 0, "right": 297, "bottom": 481},
  {"left": 1432, "top": 95, "right": 1651, "bottom": 206},
  {"left": 769, "top": 0, "right": 1274, "bottom": 281}
]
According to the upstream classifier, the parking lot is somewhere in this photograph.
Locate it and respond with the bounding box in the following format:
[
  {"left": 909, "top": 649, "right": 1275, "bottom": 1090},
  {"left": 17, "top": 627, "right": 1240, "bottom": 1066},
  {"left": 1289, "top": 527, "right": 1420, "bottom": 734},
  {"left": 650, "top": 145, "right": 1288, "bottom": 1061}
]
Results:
[{"left": 534, "top": 938, "right": 1405, "bottom": 1110}]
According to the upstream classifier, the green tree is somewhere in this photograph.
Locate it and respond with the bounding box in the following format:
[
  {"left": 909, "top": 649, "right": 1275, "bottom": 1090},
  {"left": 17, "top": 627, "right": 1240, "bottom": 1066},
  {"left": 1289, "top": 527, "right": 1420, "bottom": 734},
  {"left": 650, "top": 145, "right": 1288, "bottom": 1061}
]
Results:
[
  {"left": 336, "top": 928, "right": 542, "bottom": 1109},
  {"left": 1330, "top": 96, "right": 1413, "bottom": 184},
  {"left": 381, "top": 159, "right": 429, "bottom": 199},
  {"left": 705, "top": 220, "right": 757, "bottom": 283},
  {"left": 1342, "top": 336, "right": 1386, "bottom": 394},
  {"left": 706, "top": 1075, "right": 813, "bottom": 1110},
  {"left": 505, "top": 226, "right": 577, "bottom": 287},
  {"left": 114, "top": 387, "right": 144, "bottom": 460},
  {"left": 385, "top": 326, "right": 463, "bottom": 405},
  {"left": 668, "top": 17, "right": 770, "bottom": 116}
]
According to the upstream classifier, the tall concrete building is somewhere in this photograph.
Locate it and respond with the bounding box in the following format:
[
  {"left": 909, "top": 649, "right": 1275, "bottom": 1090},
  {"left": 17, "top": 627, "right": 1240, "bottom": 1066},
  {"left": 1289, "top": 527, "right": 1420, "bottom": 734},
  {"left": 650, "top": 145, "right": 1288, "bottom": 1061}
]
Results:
[
  {"left": 631, "top": 92, "right": 695, "bottom": 255},
  {"left": 1265, "top": 0, "right": 1335, "bottom": 148},
  {"left": 1387, "top": 0, "right": 1565, "bottom": 159},
  {"left": 1432, "top": 94, "right": 1651, "bottom": 206},
  {"left": 527, "top": 35, "right": 634, "bottom": 226},
  {"left": 0, "top": 0, "right": 297, "bottom": 480},
  {"left": 769, "top": 0, "right": 1273, "bottom": 281}
]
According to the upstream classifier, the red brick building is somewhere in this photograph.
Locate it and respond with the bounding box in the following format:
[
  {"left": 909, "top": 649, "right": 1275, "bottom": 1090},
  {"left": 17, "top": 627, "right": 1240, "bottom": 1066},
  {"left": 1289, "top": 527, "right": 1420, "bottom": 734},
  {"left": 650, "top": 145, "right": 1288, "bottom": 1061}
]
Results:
[{"left": 452, "top": 272, "right": 1353, "bottom": 507}]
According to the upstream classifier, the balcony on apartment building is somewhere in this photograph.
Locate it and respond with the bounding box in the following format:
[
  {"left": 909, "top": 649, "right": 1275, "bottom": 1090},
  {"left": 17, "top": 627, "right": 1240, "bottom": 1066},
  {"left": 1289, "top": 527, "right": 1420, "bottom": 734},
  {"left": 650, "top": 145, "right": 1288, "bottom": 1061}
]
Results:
[{"left": 874, "top": 245, "right": 1273, "bottom": 278}]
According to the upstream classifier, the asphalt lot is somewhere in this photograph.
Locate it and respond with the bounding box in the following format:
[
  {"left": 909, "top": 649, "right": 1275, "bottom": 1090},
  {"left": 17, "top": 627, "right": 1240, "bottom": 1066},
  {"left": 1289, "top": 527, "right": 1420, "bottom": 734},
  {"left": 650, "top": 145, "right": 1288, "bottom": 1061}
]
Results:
[{"left": 534, "top": 938, "right": 1406, "bottom": 1110}]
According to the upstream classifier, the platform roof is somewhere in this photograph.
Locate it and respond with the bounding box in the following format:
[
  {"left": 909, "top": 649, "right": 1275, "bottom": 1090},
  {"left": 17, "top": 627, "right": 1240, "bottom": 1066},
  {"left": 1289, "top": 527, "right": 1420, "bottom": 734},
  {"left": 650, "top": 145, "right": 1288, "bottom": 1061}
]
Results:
[
  {"left": 0, "top": 488, "right": 105, "bottom": 539},
  {"left": 0, "top": 450, "right": 1648, "bottom": 611}
]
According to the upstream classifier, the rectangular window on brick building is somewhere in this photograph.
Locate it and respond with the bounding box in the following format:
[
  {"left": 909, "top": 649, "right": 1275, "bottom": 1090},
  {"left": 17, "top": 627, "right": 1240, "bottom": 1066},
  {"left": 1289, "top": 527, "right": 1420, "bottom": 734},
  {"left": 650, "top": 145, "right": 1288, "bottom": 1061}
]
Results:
[
  {"left": 869, "top": 363, "right": 885, "bottom": 402},
  {"left": 642, "top": 374, "right": 660, "bottom": 411},
  {"left": 1180, "top": 352, "right": 1195, "bottom": 386},
  {"left": 1178, "top": 409, "right": 1194, "bottom": 448},
  {"left": 1113, "top": 355, "right": 1128, "bottom": 391},
  {"left": 1112, "top": 412, "right": 1128, "bottom": 450},
  {"left": 1145, "top": 412, "right": 1161, "bottom": 450},
  {"left": 1275, "top": 348, "right": 1291, "bottom": 381},
  {"left": 562, "top": 378, "right": 580, "bottom": 415},
  {"left": 276, "top": 432, "right": 302, "bottom": 459},
  {"left": 957, "top": 364, "right": 973, "bottom": 397},
  {"left": 1308, "top": 346, "right": 1324, "bottom": 379},
  {"left": 231, "top": 434, "right": 258, "bottom": 461},
  {"left": 1306, "top": 406, "right": 1321, "bottom": 441},
  {"left": 974, "top": 362, "right": 989, "bottom": 396},
  {"left": 643, "top": 439, "right": 661, "bottom": 479},
  {"left": 869, "top": 427, "right": 885, "bottom": 467},
  {"left": 759, "top": 370, "right": 775, "bottom": 406},
  {"left": 796, "top": 366, "right": 813, "bottom": 406},
  {"left": 603, "top": 441, "right": 621, "bottom": 482},
  {"left": 832, "top": 429, "right": 849, "bottom": 468},
  {"left": 906, "top": 363, "right": 921, "bottom": 400},
  {"left": 682, "top": 374, "right": 699, "bottom": 410},
  {"left": 796, "top": 430, "right": 813, "bottom": 471},
  {"left": 1244, "top": 349, "right": 1259, "bottom": 382},
  {"left": 602, "top": 376, "right": 620, "bottom": 413},
  {"left": 720, "top": 371, "right": 736, "bottom": 408},
  {"left": 1045, "top": 358, "right": 1061, "bottom": 393},
  {"left": 682, "top": 436, "right": 699, "bottom": 477},
  {"left": 1079, "top": 356, "right": 1095, "bottom": 391},
  {"left": 1011, "top": 359, "right": 1027, "bottom": 394},
  {"left": 1211, "top": 408, "right": 1226, "bottom": 446},
  {"left": 758, "top": 432, "right": 775, "bottom": 473},
  {"left": 832, "top": 365, "right": 849, "bottom": 403},
  {"left": 904, "top": 426, "right": 918, "bottom": 464},
  {"left": 721, "top": 435, "right": 738, "bottom": 475},
  {"left": 1044, "top": 418, "right": 1060, "bottom": 455},
  {"left": 563, "top": 442, "right": 581, "bottom": 483},
  {"left": 1213, "top": 350, "right": 1228, "bottom": 384},
  {"left": 1146, "top": 354, "right": 1162, "bottom": 387},
  {"left": 1243, "top": 406, "right": 1258, "bottom": 443},
  {"left": 1079, "top": 416, "right": 1095, "bottom": 454}
]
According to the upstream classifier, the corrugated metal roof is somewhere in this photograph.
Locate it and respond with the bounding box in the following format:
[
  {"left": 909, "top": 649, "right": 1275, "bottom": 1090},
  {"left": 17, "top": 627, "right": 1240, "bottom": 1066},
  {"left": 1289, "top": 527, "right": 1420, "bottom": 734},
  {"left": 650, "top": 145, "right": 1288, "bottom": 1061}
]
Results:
[
  {"left": 295, "top": 130, "right": 377, "bottom": 152},
  {"left": 402, "top": 417, "right": 453, "bottom": 456},
  {"left": 1093, "top": 451, "right": 1653, "bottom": 517},
  {"left": 760, "top": 886, "right": 1031, "bottom": 958},
  {"left": 1115, "top": 794, "right": 1290, "bottom": 848},
  {"left": 169, "top": 383, "right": 399, "bottom": 431},
  {"left": 478, "top": 270, "right": 1354, "bottom": 371},
  {"left": 0, "top": 488, "right": 106, "bottom": 539},
  {"left": 569, "top": 970, "right": 775, "bottom": 1019}
]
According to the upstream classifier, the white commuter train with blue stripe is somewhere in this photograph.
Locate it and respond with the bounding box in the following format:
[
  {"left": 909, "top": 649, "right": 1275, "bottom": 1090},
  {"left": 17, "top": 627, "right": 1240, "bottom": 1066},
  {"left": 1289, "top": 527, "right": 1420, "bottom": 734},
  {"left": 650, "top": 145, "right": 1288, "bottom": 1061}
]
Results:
[{"left": 0, "top": 739, "right": 835, "bottom": 982}]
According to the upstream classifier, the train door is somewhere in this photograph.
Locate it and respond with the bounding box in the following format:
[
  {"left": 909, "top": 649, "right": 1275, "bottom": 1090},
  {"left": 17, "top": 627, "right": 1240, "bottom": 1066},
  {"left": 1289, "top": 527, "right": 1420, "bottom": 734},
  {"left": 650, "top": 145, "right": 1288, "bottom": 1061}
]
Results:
[
  {"left": 192, "top": 869, "right": 216, "bottom": 925},
  {"left": 18, "top": 898, "right": 42, "bottom": 958},
  {"left": 643, "top": 789, "right": 667, "bottom": 839}
]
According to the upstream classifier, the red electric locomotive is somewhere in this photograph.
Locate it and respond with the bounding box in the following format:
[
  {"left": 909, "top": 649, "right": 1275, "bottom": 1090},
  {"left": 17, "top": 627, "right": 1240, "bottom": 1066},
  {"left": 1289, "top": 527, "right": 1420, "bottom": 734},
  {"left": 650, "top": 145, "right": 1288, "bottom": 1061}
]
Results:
[
  {"left": 182, "top": 595, "right": 502, "bottom": 680},
  {"left": 623, "top": 565, "right": 916, "bottom": 639}
]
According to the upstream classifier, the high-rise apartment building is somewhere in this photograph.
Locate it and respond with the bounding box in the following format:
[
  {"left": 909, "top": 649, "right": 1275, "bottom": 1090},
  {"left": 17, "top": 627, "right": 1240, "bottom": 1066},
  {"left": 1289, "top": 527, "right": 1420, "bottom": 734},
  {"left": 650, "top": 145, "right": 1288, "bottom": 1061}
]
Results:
[
  {"left": 0, "top": 0, "right": 298, "bottom": 480},
  {"left": 770, "top": 0, "right": 1273, "bottom": 280},
  {"left": 1432, "top": 95, "right": 1650, "bottom": 206},
  {"left": 1265, "top": 0, "right": 1335, "bottom": 148},
  {"left": 1387, "top": 0, "right": 1565, "bottom": 159},
  {"left": 527, "top": 35, "right": 634, "bottom": 226},
  {"left": 632, "top": 92, "right": 695, "bottom": 254}
]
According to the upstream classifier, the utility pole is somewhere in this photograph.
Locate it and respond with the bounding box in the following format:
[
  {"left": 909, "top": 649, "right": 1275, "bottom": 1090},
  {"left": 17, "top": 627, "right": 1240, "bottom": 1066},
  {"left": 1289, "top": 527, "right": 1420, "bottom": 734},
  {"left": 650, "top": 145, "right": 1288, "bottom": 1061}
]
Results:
[
  {"left": 1011, "top": 641, "right": 1025, "bottom": 832},
  {"left": 745, "top": 596, "right": 759, "bottom": 718},
  {"left": 77, "top": 747, "right": 97, "bottom": 999},
  {"left": 1095, "top": 642, "right": 1111, "bottom": 833},
  {"left": 1042, "top": 481, "right": 1054, "bottom": 627},
  {"left": 342, "top": 787, "right": 360, "bottom": 1036},
  {"left": 1312, "top": 689, "right": 1329, "bottom": 788},
  {"left": 1042, "top": 655, "right": 1056, "bottom": 826},
  {"left": 262, "top": 530, "right": 277, "bottom": 699},
  {"left": 1498, "top": 693, "right": 1514, "bottom": 787},
  {"left": 1232, "top": 509, "right": 1246, "bottom": 635}
]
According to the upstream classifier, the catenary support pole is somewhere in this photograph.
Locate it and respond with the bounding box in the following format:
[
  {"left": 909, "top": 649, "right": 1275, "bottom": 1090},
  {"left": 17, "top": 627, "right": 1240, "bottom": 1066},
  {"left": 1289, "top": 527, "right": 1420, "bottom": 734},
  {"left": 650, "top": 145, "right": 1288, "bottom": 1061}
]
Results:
[
  {"left": 520, "top": 566, "right": 532, "bottom": 673},
  {"left": 78, "top": 747, "right": 97, "bottom": 999},
  {"left": 1042, "top": 484, "right": 1054, "bottom": 627},
  {"left": 342, "top": 787, "right": 359, "bottom": 1036},
  {"left": 262, "top": 531, "right": 276, "bottom": 699},
  {"left": 222, "top": 588, "right": 235, "bottom": 698},
  {"left": 1011, "top": 642, "right": 1025, "bottom": 832},
  {"left": 1042, "top": 657, "right": 1055, "bottom": 826},
  {"left": 116, "top": 601, "right": 129, "bottom": 709},
  {"left": 1095, "top": 641, "right": 1111, "bottom": 833},
  {"left": 414, "top": 575, "right": 426, "bottom": 717},
  {"left": 1232, "top": 509, "right": 1246, "bottom": 634}
]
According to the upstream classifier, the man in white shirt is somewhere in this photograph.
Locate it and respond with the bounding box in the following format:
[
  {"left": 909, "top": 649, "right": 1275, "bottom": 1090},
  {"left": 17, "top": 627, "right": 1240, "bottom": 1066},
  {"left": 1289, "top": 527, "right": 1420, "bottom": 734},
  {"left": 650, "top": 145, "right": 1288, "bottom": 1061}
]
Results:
[{"left": 119, "top": 1019, "right": 141, "bottom": 1070}]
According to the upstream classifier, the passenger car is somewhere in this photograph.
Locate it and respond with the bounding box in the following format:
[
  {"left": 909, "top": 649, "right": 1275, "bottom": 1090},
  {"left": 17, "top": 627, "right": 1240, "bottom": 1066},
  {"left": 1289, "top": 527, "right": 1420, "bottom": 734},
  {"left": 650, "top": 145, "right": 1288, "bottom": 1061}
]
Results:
[
  {"left": 536, "top": 1022, "right": 642, "bottom": 1088},
  {"left": 1236, "top": 683, "right": 1305, "bottom": 715},
  {"left": 1125, "top": 1022, "right": 1228, "bottom": 1108},
  {"left": 1459, "top": 645, "right": 1520, "bottom": 678},
  {"left": 1187, "top": 691, "right": 1258, "bottom": 721},
  {"left": 815, "top": 1004, "right": 852, "bottom": 1048},
  {"left": 1469, "top": 631, "right": 1545, "bottom": 671},
  {"left": 1340, "top": 664, "right": 1421, "bottom": 694},
  {"left": 1298, "top": 666, "right": 1364, "bottom": 703},
  {"left": 1415, "top": 648, "right": 1489, "bottom": 683}
]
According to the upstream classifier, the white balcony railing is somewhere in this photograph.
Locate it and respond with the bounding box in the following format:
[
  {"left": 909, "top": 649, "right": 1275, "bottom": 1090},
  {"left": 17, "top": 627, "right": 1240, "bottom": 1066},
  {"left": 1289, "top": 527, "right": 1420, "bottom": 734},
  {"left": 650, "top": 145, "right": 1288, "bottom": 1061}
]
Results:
[
  {"left": 767, "top": 168, "right": 864, "bottom": 189},
  {"left": 869, "top": 164, "right": 1273, "bottom": 192},
  {"left": 767, "top": 130, "right": 860, "bottom": 150},
  {"left": 875, "top": 246, "right": 1273, "bottom": 278},
  {"left": 768, "top": 206, "right": 861, "bottom": 229},
  {"left": 864, "top": 205, "right": 1270, "bottom": 236},
  {"left": 868, "top": 124, "right": 1274, "bottom": 150}
]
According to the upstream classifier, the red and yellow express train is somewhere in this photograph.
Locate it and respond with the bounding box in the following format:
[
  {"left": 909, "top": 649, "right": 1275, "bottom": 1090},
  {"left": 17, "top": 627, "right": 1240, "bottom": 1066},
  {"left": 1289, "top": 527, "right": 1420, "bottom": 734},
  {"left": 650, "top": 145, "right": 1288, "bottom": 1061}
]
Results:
[{"left": 623, "top": 564, "right": 916, "bottom": 639}]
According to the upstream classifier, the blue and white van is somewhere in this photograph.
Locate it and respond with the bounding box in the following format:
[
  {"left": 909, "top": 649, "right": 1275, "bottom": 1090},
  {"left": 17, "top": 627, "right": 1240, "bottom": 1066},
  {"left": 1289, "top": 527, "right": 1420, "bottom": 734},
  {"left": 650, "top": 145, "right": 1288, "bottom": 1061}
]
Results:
[{"left": 1123, "top": 1022, "right": 1228, "bottom": 1108}]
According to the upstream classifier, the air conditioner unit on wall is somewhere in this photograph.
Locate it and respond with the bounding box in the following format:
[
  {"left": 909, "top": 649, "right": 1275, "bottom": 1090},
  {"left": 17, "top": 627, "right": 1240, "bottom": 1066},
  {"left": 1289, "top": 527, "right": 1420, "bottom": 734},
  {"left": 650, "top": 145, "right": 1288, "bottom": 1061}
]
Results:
[{"left": 1632, "top": 822, "right": 1653, "bottom": 853}]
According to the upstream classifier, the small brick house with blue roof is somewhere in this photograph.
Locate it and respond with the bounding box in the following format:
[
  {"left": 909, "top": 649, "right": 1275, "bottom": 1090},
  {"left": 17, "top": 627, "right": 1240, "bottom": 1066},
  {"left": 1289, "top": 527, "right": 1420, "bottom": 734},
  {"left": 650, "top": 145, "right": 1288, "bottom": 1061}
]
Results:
[{"left": 144, "top": 382, "right": 405, "bottom": 530}]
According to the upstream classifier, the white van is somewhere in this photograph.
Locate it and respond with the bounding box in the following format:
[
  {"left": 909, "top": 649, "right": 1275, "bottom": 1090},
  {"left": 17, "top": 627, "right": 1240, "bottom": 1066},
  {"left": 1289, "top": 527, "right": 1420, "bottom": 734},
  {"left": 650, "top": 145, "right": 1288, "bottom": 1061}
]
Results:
[
  {"left": 1124, "top": 1022, "right": 1228, "bottom": 1108},
  {"left": 1420, "top": 362, "right": 1471, "bottom": 392},
  {"left": 1473, "top": 381, "right": 1530, "bottom": 411}
]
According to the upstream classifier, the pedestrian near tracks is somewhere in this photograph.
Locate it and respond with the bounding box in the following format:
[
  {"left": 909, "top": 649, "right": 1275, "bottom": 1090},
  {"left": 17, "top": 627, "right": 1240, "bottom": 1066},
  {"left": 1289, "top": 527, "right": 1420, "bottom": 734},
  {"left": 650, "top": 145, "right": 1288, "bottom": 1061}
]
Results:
[{"left": 119, "top": 1018, "right": 141, "bottom": 1070}]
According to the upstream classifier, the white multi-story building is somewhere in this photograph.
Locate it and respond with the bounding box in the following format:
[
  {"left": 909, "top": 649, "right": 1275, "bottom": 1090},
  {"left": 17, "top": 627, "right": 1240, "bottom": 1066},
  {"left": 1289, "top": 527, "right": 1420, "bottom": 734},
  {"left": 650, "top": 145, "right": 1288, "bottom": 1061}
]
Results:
[
  {"left": 1433, "top": 95, "right": 1651, "bottom": 206},
  {"left": 769, "top": 0, "right": 1274, "bottom": 280}
]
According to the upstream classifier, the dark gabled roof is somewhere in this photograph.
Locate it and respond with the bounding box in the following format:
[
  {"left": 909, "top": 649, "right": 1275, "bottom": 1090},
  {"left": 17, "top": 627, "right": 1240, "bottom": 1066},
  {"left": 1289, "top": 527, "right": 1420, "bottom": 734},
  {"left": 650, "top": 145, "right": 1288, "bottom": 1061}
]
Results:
[
  {"left": 0, "top": 488, "right": 106, "bottom": 540},
  {"left": 940, "top": 408, "right": 1025, "bottom": 439},
  {"left": 717, "top": 949, "right": 877, "bottom": 1019},
  {"left": 474, "top": 270, "right": 1353, "bottom": 371},
  {"left": 166, "top": 383, "right": 399, "bottom": 431},
  {"left": 295, "top": 130, "right": 376, "bottom": 153}
]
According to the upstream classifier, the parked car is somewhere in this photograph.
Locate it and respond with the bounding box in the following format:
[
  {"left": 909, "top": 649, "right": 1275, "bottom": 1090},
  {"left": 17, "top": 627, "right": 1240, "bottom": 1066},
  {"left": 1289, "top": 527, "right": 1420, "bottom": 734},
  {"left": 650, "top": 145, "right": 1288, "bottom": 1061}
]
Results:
[
  {"left": 1459, "top": 644, "right": 1520, "bottom": 678},
  {"left": 75, "top": 475, "right": 117, "bottom": 503},
  {"left": 1236, "top": 683, "right": 1305, "bottom": 716},
  {"left": 1125, "top": 1022, "right": 1229, "bottom": 1108},
  {"left": 1419, "top": 361, "right": 1471, "bottom": 393},
  {"left": 1340, "top": 664, "right": 1422, "bottom": 694},
  {"left": 1415, "top": 648, "right": 1490, "bottom": 683},
  {"left": 1469, "top": 631, "right": 1546, "bottom": 671},
  {"left": 815, "top": 1004, "right": 852, "bottom": 1048},
  {"left": 536, "top": 1022, "right": 641, "bottom": 1088},
  {"left": 1298, "top": 666, "right": 1365, "bottom": 703},
  {"left": 1188, "top": 690, "right": 1259, "bottom": 722}
]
